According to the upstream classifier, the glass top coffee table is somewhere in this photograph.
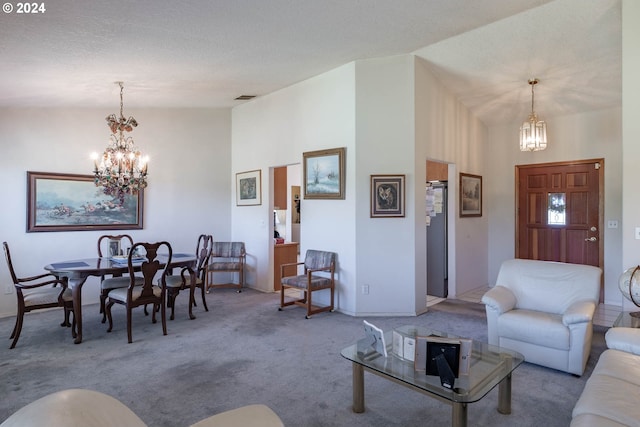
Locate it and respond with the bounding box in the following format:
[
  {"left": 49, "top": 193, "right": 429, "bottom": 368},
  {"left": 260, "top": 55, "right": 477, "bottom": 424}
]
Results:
[
  {"left": 340, "top": 325, "right": 524, "bottom": 427},
  {"left": 613, "top": 311, "right": 640, "bottom": 328}
]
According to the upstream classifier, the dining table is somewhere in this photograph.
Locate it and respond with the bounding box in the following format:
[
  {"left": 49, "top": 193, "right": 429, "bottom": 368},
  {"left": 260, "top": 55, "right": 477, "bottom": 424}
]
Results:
[{"left": 44, "top": 253, "right": 197, "bottom": 344}]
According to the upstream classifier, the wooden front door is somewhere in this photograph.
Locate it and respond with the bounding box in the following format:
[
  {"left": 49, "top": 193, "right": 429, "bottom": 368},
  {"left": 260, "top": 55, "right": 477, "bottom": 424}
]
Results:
[{"left": 516, "top": 159, "right": 603, "bottom": 270}]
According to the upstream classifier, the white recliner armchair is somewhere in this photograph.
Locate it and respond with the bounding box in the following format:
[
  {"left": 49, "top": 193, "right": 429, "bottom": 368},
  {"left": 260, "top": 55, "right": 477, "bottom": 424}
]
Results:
[{"left": 482, "top": 259, "right": 602, "bottom": 376}]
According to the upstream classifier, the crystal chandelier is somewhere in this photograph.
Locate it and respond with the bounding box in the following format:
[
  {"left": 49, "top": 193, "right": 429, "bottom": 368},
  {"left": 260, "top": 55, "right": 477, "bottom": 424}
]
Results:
[
  {"left": 519, "top": 78, "right": 547, "bottom": 152},
  {"left": 91, "top": 82, "right": 148, "bottom": 202}
]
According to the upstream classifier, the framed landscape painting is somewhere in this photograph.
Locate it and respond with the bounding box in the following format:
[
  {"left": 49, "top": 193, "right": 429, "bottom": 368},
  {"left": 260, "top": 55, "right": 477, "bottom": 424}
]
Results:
[
  {"left": 303, "top": 147, "right": 345, "bottom": 199},
  {"left": 236, "top": 169, "right": 262, "bottom": 206},
  {"left": 370, "top": 174, "right": 405, "bottom": 218},
  {"left": 27, "top": 171, "right": 143, "bottom": 232},
  {"left": 459, "top": 172, "right": 482, "bottom": 217}
]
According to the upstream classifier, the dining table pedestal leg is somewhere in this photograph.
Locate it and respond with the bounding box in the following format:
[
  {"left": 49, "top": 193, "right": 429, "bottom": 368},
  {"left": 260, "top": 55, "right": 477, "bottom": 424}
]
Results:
[{"left": 69, "top": 277, "right": 88, "bottom": 344}]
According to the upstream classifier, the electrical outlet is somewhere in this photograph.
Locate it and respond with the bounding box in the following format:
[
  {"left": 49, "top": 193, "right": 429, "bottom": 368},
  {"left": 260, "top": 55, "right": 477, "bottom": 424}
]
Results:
[
  {"left": 4, "top": 284, "right": 12, "bottom": 294},
  {"left": 362, "top": 285, "right": 369, "bottom": 295}
]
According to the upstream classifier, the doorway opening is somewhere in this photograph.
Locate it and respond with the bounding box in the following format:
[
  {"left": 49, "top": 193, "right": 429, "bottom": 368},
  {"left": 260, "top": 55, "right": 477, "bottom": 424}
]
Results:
[
  {"left": 426, "top": 160, "right": 455, "bottom": 306},
  {"left": 270, "top": 164, "right": 302, "bottom": 293}
]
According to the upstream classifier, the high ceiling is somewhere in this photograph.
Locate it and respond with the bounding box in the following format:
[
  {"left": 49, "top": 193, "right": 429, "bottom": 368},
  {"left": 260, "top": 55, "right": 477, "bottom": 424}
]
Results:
[{"left": 0, "top": 0, "right": 621, "bottom": 126}]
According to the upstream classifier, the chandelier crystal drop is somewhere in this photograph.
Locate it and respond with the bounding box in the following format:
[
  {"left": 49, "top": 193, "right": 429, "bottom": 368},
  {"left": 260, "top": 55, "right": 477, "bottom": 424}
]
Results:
[
  {"left": 91, "top": 82, "right": 148, "bottom": 203},
  {"left": 519, "top": 78, "right": 548, "bottom": 152}
]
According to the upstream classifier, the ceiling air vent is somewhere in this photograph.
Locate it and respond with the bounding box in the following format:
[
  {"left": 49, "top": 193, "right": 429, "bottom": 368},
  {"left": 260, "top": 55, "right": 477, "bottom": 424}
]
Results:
[{"left": 235, "top": 95, "right": 256, "bottom": 100}]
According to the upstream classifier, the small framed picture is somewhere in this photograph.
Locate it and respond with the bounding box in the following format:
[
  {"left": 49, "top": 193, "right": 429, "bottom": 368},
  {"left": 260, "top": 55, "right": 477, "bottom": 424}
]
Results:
[
  {"left": 459, "top": 172, "right": 482, "bottom": 217},
  {"left": 236, "top": 169, "right": 262, "bottom": 206},
  {"left": 108, "top": 239, "right": 121, "bottom": 257},
  {"left": 370, "top": 174, "right": 405, "bottom": 218},
  {"left": 303, "top": 147, "right": 346, "bottom": 199}
]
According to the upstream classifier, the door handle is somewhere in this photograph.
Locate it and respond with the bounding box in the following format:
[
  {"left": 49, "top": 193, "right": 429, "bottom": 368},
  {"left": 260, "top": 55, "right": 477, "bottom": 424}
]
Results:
[{"left": 584, "top": 237, "right": 597, "bottom": 242}]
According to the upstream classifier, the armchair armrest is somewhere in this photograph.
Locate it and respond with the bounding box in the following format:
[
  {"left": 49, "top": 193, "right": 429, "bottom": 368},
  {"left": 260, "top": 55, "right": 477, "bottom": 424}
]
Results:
[
  {"left": 179, "top": 266, "right": 196, "bottom": 282},
  {"left": 17, "top": 276, "right": 67, "bottom": 290},
  {"left": 280, "top": 261, "right": 304, "bottom": 276},
  {"left": 481, "top": 286, "right": 516, "bottom": 314},
  {"left": 605, "top": 327, "right": 640, "bottom": 355},
  {"left": 18, "top": 272, "right": 62, "bottom": 285},
  {"left": 562, "top": 300, "right": 596, "bottom": 326},
  {"left": 306, "top": 266, "right": 333, "bottom": 273}
]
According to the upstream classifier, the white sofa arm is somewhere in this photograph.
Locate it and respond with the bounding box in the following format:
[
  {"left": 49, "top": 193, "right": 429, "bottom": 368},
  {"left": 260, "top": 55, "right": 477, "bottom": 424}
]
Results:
[
  {"left": 562, "top": 300, "right": 595, "bottom": 326},
  {"left": 481, "top": 286, "right": 516, "bottom": 314},
  {"left": 605, "top": 327, "right": 640, "bottom": 355}
]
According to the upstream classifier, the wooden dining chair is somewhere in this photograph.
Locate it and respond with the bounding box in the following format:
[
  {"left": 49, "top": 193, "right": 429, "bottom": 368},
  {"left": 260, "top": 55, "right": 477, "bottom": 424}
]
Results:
[
  {"left": 97, "top": 234, "right": 142, "bottom": 323},
  {"left": 164, "top": 234, "right": 213, "bottom": 320},
  {"left": 3, "top": 242, "right": 75, "bottom": 349},
  {"left": 105, "top": 241, "right": 171, "bottom": 343}
]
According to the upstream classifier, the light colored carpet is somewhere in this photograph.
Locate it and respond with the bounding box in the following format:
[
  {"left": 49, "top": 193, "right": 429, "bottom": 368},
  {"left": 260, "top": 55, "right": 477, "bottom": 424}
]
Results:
[{"left": 0, "top": 289, "right": 605, "bottom": 426}]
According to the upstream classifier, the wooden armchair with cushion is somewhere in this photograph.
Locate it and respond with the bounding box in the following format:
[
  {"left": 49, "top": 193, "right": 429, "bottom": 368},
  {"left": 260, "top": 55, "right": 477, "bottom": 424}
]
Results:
[
  {"left": 278, "top": 249, "right": 336, "bottom": 318},
  {"left": 3, "top": 241, "right": 75, "bottom": 349},
  {"left": 206, "top": 242, "right": 246, "bottom": 292}
]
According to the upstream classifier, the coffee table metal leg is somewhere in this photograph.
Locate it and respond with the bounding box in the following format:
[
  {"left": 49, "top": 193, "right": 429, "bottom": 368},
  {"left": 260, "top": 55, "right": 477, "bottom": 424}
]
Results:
[
  {"left": 497, "top": 372, "right": 512, "bottom": 414},
  {"left": 498, "top": 354, "right": 513, "bottom": 414},
  {"left": 452, "top": 402, "right": 467, "bottom": 427},
  {"left": 353, "top": 363, "right": 365, "bottom": 413}
]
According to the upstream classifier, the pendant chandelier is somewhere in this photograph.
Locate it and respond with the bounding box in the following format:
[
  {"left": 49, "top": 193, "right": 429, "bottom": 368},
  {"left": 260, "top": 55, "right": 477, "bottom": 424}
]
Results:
[
  {"left": 91, "top": 82, "right": 148, "bottom": 202},
  {"left": 519, "top": 78, "right": 547, "bottom": 152}
]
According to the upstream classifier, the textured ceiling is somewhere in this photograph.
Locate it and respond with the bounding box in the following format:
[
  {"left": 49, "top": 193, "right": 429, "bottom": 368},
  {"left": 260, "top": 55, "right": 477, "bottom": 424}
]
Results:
[{"left": 0, "top": 0, "right": 621, "bottom": 125}]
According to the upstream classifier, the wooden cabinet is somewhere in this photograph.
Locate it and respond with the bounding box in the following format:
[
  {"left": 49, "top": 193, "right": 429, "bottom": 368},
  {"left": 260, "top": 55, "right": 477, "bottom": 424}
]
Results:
[
  {"left": 426, "top": 160, "right": 448, "bottom": 182},
  {"left": 274, "top": 167, "right": 287, "bottom": 210},
  {"left": 274, "top": 242, "right": 299, "bottom": 291}
]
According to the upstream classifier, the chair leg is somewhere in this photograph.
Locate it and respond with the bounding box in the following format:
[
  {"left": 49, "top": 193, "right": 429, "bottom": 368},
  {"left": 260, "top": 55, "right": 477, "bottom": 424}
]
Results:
[
  {"left": 9, "top": 309, "right": 24, "bottom": 349},
  {"left": 70, "top": 310, "right": 77, "bottom": 339},
  {"left": 200, "top": 285, "right": 208, "bottom": 312},
  {"left": 187, "top": 286, "right": 196, "bottom": 320},
  {"left": 126, "top": 307, "right": 133, "bottom": 344},
  {"left": 100, "top": 291, "right": 108, "bottom": 323},
  {"left": 279, "top": 286, "right": 285, "bottom": 310},
  {"left": 60, "top": 306, "right": 72, "bottom": 327},
  {"left": 167, "top": 290, "right": 177, "bottom": 321},
  {"left": 151, "top": 303, "right": 158, "bottom": 324},
  {"left": 161, "top": 300, "right": 167, "bottom": 336},
  {"left": 306, "top": 289, "right": 312, "bottom": 319},
  {"left": 106, "top": 300, "right": 115, "bottom": 333}
]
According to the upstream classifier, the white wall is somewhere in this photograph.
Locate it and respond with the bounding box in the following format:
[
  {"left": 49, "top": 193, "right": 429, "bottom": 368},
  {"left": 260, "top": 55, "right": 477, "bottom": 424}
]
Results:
[
  {"left": 622, "top": 0, "right": 640, "bottom": 310},
  {"left": 231, "top": 63, "right": 357, "bottom": 313},
  {"left": 415, "top": 58, "right": 489, "bottom": 298},
  {"left": 231, "top": 54, "right": 490, "bottom": 317},
  {"left": 486, "top": 107, "right": 623, "bottom": 305},
  {"left": 0, "top": 107, "right": 231, "bottom": 317},
  {"left": 354, "top": 55, "right": 418, "bottom": 316}
]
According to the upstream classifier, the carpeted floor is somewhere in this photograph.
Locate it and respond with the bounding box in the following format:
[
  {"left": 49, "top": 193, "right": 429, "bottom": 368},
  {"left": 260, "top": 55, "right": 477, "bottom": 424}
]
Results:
[{"left": 0, "top": 289, "right": 606, "bottom": 426}]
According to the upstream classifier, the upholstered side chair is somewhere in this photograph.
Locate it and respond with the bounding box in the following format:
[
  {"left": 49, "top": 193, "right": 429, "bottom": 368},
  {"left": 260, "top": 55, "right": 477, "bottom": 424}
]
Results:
[
  {"left": 278, "top": 249, "right": 336, "bottom": 318},
  {"left": 206, "top": 241, "right": 246, "bottom": 292}
]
